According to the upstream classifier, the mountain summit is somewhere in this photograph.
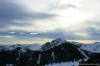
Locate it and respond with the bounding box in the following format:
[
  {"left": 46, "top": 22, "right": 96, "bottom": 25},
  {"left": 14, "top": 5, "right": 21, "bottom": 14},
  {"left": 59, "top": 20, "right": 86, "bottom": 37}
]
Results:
[{"left": 41, "top": 38, "right": 66, "bottom": 51}]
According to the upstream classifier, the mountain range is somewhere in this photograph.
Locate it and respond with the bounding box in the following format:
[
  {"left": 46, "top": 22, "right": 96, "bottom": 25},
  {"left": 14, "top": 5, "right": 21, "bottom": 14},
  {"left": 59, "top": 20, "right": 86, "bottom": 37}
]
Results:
[{"left": 0, "top": 38, "right": 100, "bottom": 66}]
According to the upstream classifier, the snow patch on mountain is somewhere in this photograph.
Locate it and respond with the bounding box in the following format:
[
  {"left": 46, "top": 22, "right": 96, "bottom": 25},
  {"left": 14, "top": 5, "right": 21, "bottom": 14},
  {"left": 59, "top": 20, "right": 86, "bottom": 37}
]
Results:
[{"left": 51, "top": 38, "right": 66, "bottom": 46}]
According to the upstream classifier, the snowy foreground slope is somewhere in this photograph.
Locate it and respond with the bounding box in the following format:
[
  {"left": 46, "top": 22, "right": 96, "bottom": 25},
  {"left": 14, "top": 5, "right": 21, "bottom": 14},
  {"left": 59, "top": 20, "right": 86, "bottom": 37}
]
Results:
[
  {"left": 0, "top": 38, "right": 100, "bottom": 66},
  {"left": 45, "top": 62, "right": 79, "bottom": 66}
]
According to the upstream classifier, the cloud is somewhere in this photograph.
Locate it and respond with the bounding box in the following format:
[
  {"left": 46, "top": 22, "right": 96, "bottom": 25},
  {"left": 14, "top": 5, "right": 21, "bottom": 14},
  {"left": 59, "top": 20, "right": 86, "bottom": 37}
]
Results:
[
  {"left": 33, "top": 31, "right": 74, "bottom": 39},
  {"left": 0, "top": 0, "right": 29, "bottom": 19},
  {"left": 0, "top": 0, "right": 56, "bottom": 19},
  {"left": 0, "top": 0, "right": 56, "bottom": 31},
  {"left": 0, "top": 0, "right": 100, "bottom": 40}
]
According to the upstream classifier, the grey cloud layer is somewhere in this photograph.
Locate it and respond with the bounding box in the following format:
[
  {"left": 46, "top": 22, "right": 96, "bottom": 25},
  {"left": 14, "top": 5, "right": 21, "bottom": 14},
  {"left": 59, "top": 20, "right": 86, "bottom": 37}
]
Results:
[{"left": 0, "top": 0, "right": 56, "bottom": 28}]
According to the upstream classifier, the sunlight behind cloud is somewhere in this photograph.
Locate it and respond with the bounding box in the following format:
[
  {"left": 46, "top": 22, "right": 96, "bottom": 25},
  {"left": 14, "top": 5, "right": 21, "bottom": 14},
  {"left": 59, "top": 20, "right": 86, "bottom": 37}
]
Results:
[{"left": 0, "top": 0, "right": 100, "bottom": 44}]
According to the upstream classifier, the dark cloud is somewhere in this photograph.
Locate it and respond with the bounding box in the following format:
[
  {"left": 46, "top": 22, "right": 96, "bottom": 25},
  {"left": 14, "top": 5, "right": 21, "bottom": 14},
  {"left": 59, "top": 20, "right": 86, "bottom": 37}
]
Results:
[
  {"left": 17, "top": 30, "right": 81, "bottom": 40},
  {"left": 0, "top": 28, "right": 99, "bottom": 40},
  {"left": 59, "top": 4, "right": 77, "bottom": 9},
  {"left": 34, "top": 27, "right": 100, "bottom": 40},
  {"left": 0, "top": 30, "right": 78, "bottom": 40},
  {"left": 85, "top": 27, "right": 100, "bottom": 40},
  {"left": 36, "top": 31, "right": 76, "bottom": 39},
  {"left": 0, "top": 0, "right": 56, "bottom": 29},
  {"left": 0, "top": 0, "right": 56, "bottom": 19},
  {"left": 0, "top": 0, "right": 28, "bottom": 19},
  {"left": 80, "top": 21, "right": 100, "bottom": 40}
]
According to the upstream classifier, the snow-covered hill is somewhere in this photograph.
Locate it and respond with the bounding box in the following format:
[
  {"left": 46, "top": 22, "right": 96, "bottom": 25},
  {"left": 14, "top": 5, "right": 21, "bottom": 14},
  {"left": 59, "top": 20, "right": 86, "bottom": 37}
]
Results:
[
  {"left": 79, "top": 42, "right": 100, "bottom": 53},
  {"left": 0, "top": 44, "right": 41, "bottom": 52},
  {"left": 45, "top": 61, "right": 79, "bottom": 66}
]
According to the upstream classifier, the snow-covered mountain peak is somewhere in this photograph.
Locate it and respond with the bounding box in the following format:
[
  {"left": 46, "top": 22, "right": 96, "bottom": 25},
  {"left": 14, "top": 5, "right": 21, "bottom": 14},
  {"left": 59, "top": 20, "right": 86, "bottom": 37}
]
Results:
[
  {"left": 51, "top": 38, "right": 66, "bottom": 46},
  {"left": 53, "top": 38, "right": 66, "bottom": 42},
  {"left": 41, "top": 38, "right": 66, "bottom": 51}
]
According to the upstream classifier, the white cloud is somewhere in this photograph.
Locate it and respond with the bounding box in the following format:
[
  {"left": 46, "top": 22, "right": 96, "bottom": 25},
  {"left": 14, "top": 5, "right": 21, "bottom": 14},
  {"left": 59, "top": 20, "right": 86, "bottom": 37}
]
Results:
[
  {"left": 9, "top": 32, "right": 16, "bottom": 34},
  {"left": 30, "top": 32, "right": 39, "bottom": 35},
  {"left": 16, "top": 0, "right": 57, "bottom": 13},
  {"left": 9, "top": 0, "right": 99, "bottom": 32}
]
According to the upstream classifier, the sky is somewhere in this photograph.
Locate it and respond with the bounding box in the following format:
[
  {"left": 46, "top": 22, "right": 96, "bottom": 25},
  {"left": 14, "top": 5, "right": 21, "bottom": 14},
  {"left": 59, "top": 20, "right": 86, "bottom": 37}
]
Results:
[{"left": 0, "top": 0, "right": 100, "bottom": 44}]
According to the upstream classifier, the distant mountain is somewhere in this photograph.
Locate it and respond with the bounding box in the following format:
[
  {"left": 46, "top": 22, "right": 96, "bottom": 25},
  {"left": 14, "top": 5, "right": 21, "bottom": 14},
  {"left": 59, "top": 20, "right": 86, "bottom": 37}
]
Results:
[
  {"left": 79, "top": 42, "right": 100, "bottom": 53},
  {"left": 0, "top": 44, "right": 41, "bottom": 52}
]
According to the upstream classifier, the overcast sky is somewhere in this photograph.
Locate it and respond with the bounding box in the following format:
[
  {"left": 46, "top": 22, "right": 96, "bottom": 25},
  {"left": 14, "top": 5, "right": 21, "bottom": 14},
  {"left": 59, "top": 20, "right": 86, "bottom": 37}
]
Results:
[{"left": 0, "top": 0, "right": 100, "bottom": 44}]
